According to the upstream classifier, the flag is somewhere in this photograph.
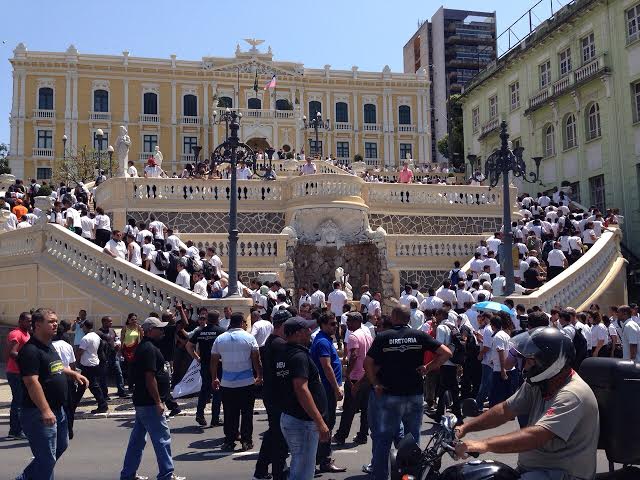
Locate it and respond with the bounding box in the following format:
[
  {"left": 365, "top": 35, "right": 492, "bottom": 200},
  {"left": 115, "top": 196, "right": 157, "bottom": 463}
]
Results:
[
  {"left": 253, "top": 70, "right": 258, "bottom": 94},
  {"left": 264, "top": 75, "right": 277, "bottom": 90}
]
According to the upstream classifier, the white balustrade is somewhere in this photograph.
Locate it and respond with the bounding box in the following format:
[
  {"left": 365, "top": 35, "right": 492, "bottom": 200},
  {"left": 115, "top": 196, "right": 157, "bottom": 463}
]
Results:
[
  {"left": 180, "top": 116, "right": 201, "bottom": 125},
  {"left": 274, "top": 110, "right": 295, "bottom": 119},
  {"left": 529, "top": 88, "right": 551, "bottom": 108},
  {"left": 366, "top": 184, "right": 505, "bottom": 207},
  {"left": 334, "top": 122, "right": 352, "bottom": 131},
  {"left": 397, "top": 125, "right": 416, "bottom": 132},
  {"left": 33, "top": 109, "right": 55, "bottom": 119},
  {"left": 187, "top": 234, "right": 286, "bottom": 259},
  {"left": 553, "top": 75, "right": 571, "bottom": 95},
  {"left": 32, "top": 148, "right": 54, "bottom": 157},
  {"left": 575, "top": 54, "right": 605, "bottom": 82},
  {"left": 363, "top": 123, "right": 381, "bottom": 132},
  {"left": 480, "top": 117, "right": 499, "bottom": 136},
  {"left": 391, "top": 236, "right": 486, "bottom": 258},
  {"left": 89, "top": 111, "right": 111, "bottom": 121},
  {"left": 181, "top": 154, "right": 195, "bottom": 163},
  {"left": 291, "top": 175, "right": 363, "bottom": 199},
  {"left": 138, "top": 152, "right": 155, "bottom": 162},
  {"left": 139, "top": 114, "right": 160, "bottom": 123}
]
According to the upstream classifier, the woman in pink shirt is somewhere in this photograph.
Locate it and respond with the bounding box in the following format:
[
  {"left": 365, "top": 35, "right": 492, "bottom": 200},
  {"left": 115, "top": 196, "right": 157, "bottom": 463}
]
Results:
[{"left": 399, "top": 162, "right": 414, "bottom": 183}]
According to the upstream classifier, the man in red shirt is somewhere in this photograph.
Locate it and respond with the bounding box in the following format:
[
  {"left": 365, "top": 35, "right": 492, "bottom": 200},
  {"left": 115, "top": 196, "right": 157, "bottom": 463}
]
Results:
[
  {"left": 398, "top": 161, "right": 414, "bottom": 184},
  {"left": 6, "top": 312, "right": 31, "bottom": 438}
]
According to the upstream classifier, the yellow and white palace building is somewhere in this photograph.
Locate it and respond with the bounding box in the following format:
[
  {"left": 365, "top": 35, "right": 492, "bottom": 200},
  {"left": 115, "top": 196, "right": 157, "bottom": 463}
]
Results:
[{"left": 9, "top": 40, "right": 434, "bottom": 181}]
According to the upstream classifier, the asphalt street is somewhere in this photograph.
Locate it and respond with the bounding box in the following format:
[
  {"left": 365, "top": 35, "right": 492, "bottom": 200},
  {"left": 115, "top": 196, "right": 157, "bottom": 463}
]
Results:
[{"left": 0, "top": 410, "right": 622, "bottom": 480}]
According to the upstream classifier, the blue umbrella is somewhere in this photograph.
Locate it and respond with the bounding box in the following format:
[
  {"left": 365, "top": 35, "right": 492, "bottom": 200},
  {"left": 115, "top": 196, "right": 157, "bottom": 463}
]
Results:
[{"left": 474, "top": 301, "right": 512, "bottom": 314}]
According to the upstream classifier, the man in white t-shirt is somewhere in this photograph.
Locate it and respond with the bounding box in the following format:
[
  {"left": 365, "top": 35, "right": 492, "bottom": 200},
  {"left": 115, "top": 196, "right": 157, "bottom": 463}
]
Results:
[
  {"left": 103, "top": 230, "right": 127, "bottom": 259},
  {"left": 619, "top": 305, "right": 640, "bottom": 362},
  {"left": 126, "top": 160, "right": 139, "bottom": 178},
  {"left": 420, "top": 288, "right": 445, "bottom": 312},
  {"left": 310, "top": 282, "right": 326, "bottom": 309},
  {"left": 367, "top": 292, "right": 382, "bottom": 321},
  {"left": 192, "top": 271, "right": 208, "bottom": 297},
  {"left": 488, "top": 315, "right": 516, "bottom": 407},
  {"left": 399, "top": 284, "right": 418, "bottom": 308},
  {"left": 327, "top": 281, "right": 348, "bottom": 317},
  {"left": 546, "top": 241, "right": 568, "bottom": 280},
  {"left": 148, "top": 214, "right": 167, "bottom": 250},
  {"left": 236, "top": 161, "right": 253, "bottom": 180},
  {"left": 359, "top": 284, "right": 372, "bottom": 311},
  {"left": 434, "top": 309, "right": 461, "bottom": 419},
  {"left": 470, "top": 253, "right": 485, "bottom": 279},
  {"left": 455, "top": 282, "right": 474, "bottom": 310},
  {"left": 486, "top": 233, "right": 502, "bottom": 255},
  {"left": 175, "top": 262, "right": 191, "bottom": 290},
  {"left": 435, "top": 281, "right": 457, "bottom": 308},
  {"left": 78, "top": 320, "right": 108, "bottom": 413},
  {"left": 63, "top": 199, "right": 82, "bottom": 235},
  {"left": 143, "top": 158, "right": 164, "bottom": 178}
]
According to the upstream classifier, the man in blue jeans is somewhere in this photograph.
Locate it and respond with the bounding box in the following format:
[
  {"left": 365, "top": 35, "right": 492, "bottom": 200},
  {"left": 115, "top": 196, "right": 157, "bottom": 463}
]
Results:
[
  {"left": 16, "top": 308, "right": 88, "bottom": 480},
  {"left": 364, "top": 305, "right": 451, "bottom": 480},
  {"left": 276, "top": 317, "right": 330, "bottom": 480},
  {"left": 6, "top": 311, "right": 31, "bottom": 438},
  {"left": 120, "top": 317, "right": 186, "bottom": 480}
]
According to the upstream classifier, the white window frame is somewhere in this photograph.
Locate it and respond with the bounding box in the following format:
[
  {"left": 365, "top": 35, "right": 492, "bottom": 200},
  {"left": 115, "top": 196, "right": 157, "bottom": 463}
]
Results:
[
  {"left": 472, "top": 107, "right": 480, "bottom": 132},
  {"left": 509, "top": 82, "right": 520, "bottom": 111},
  {"left": 489, "top": 95, "right": 498, "bottom": 119},
  {"left": 336, "top": 141, "right": 350, "bottom": 159},
  {"left": 587, "top": 103, "right": 601, "bottom": 140},
  {"left": 544, "top": 124, "right": 555, "bottom": 158},
  {"left": 559, "top": 48, "right": 572, "bottom": 77},
  {"left": 141, "top": 88, "right": 160, "bottom": 116},
  {"left": 36, "top": 128, "right": 53, "bottom": 149},
  {"left": 581, "top": 33, "right": 596, "bottom": 64},
  {"left": 627, "top": 4, "right": 640, "bottom": 44},
  {"left": 182, "top": 93, "right": 199, "bottom": 117},
  {"left": 36, "top": 85, "right": 55, "bottom": 111},
  {"left": 182, "top": 135, "right": 198, "bottom": 155},
  {"left": 365, "top": 141, "right": 378, "bottom": 159},
  {"left": 564, "top": 114, "right": 577, "bottom": 149},
  {"left": 539, "top": 61, "right": 552, "bottom": 89}
]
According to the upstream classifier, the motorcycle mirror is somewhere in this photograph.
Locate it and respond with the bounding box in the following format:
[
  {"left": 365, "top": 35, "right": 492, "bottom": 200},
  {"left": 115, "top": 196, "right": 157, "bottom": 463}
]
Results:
[
  {"left": 462, "top": 398, "right": 480, "bottom": 417},
  {"left": 443, "top": 391, "right": 453, "bottom": 409}
]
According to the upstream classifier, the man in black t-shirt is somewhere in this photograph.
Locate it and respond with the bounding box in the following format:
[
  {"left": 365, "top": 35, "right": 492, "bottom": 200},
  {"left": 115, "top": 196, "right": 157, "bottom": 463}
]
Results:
[
  {"left": 97, "top": 315, "right": 127, "bottom": 399},
  {"left": 120, "top": 317, "right": 186, "bottom": 480},
  {"left": 186, "top": 310, "right": 225, "bottom": 427},
  {"left": 364, "top": 305, "right": 451, "bottom": 480},
  {"left": 276, "top": 316, "right": 329, "bottom": 480},
  {"left": 16, "top": 308, "right": 88, "bottom": 480},
  {"left": 253, "top": 310, "right": 291, "bottom": 480}
]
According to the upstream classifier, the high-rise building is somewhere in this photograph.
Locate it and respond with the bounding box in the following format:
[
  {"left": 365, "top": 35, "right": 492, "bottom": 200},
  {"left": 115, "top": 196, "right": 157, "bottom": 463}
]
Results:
[{"left": 404, "top": 7, "right": 497, "bottom": 162}]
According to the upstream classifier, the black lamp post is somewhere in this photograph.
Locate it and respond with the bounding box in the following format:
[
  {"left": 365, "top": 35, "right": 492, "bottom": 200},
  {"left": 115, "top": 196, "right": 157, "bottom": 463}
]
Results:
[
  {"left": 96, "top": 128, "right": 104, "bottom": 181},
  {"left": 210, "top": 110, "right": 272, "bottom": 297},
  {"left": 62, "top": 134, "right": 67, "bottom": 165},
  {"left": 107, "top": 145, "right": 114, "bottom": 178},
  {"left": 303, "top": 111, "right": 330, "bottom": 159},
  {"left": 191, "top": 145, "right": 202, "bottom": 164},
  {"left": 472, "top": 121, "right": 543, "bottom": 296}
]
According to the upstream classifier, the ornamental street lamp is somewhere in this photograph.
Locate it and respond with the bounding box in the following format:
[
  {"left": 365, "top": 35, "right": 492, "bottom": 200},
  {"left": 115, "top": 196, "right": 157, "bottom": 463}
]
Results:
[
  {"left": 96, "top": 128, "right": 104, "bottom": 181},
  {"left": 471, "top": 121, "right": 542, "bottom": 296},
  {"left": 303, "top": 111, "right": 330, "bottom": 159},
  {"left": 210, "top": 110, "right": 273, "bottom": 297},
  {"left": 62, "top": 134, "right": 67, "bottom": 165},
  {"left": 107, "top": 145, "right": 114, "bottom": 178}
]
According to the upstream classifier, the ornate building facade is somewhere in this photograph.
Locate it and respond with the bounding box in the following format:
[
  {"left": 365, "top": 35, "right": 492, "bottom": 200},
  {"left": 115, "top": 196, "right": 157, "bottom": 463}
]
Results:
[{"left": 9, "top": 41, "right": 433, "bottom": 180}]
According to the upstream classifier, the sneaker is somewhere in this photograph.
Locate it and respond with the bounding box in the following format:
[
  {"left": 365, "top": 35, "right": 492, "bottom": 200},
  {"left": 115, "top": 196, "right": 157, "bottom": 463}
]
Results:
[
  {"left": 8, "top": 432, "right": 26, "bottom": 440},
  {"left": 91, "top": 406, "right": 108, "bottom": 414},
  {"left": 252, "top": 474, "right": 273, "bottom": 480},
  {"left": 210, "top": 418, "right": 222, "bottom": 427},
  {"left": 134, "top": 476, "right": 149, "bottom": 480},
  {"left": 195, "top": 416, "right": 207, "bottom": 427},
  {"left": 332, "top": 434, "right": 346, "bottom": 445},
  {"left": 362, "top": 463, "right": 373, "bottom": 474},
  {"left": 168, "top": 407, "right": 181, "bottom": 417},
  {"left": 170, "top": 475, "right": 186, "bottom": 480},
  {"left": 352, "top": 434, "right": 368, "bottom": 445},
  {"left": 221, "top": 441, "right": 235, "bottom": 452},
  {"left": 241, "top": 441, "right": 254, "bottom": 451}
]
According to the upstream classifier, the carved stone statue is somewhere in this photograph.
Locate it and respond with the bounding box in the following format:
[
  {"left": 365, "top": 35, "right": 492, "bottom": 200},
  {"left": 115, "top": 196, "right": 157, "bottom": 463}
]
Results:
[
  {"left": 153, "top": 146, "right": 163, "bottom": 166},
  {"left": 316, "top": 219, "right": 344, "bottom": 249},
  {"left": 115, "top": 125, "right": 131, "bottom": 176},
  {"left": 335, "top": 267, "right": 353, "bottom": 301}
]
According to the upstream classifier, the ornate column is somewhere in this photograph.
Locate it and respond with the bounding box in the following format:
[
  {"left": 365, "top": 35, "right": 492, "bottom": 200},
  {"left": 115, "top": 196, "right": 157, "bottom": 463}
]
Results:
[
  {"left": 18, "top": 71, "right": 26, "bottom": 157},
  {"left": 72, "top": 72, "right": 78, "bottom": 150},
  {"left": 171, "top": 80, "right": 177, "bottom": 170},
  {"left": 417, "top": 92, "right": 425, "bottom": 163},
  {"left": 382, "top": 91, "right": 389, "bottom": 165},
  {"left": 10, "top": 71, "right": 19, "bottom": 157},
  {"left": 203, "top": 82, "right": 209, "bottom": 157},
  {"left": 352, "top": 91, "right": 359, "bottom": 161},
  {"left": 123, "top": 79, "right": 129, "bottom": 124}
]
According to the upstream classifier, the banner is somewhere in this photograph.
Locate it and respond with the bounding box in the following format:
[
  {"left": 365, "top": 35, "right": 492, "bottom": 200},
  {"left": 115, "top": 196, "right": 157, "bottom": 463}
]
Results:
[{"left": 172, "top": 359, "right": 202, "bottom": 398}]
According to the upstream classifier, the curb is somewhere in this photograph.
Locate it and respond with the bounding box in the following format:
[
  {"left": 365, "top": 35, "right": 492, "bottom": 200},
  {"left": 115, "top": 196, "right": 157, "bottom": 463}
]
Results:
[{"left": 0, "top": 407, "right": 269, "bottom": 420}]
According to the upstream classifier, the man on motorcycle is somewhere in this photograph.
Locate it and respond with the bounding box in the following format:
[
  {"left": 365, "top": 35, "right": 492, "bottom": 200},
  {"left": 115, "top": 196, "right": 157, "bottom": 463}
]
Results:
[{"left": 455, "top": 327, "right": 599, "bottom": 480}]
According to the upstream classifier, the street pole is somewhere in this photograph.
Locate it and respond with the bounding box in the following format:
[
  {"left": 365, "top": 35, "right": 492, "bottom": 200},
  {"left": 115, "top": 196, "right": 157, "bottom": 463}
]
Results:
[
  {"left": 96, "top": 128, "right": 104, "bottom": 180},
  {"left": 227, "top": 116, "right": 240, "bottom": 297},
  {"left": 500, "top": 123, "right": 515, "bottom": 296}
]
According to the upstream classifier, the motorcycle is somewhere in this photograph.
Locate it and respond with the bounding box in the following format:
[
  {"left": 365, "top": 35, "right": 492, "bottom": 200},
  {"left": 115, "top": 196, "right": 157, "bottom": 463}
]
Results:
[{"left": 390, "top": 396, "right": 518, "bottom": 480}]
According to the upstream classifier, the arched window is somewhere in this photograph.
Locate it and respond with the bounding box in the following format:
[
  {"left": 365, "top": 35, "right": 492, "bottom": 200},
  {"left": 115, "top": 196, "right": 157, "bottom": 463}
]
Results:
[
  {"left": 143, "top": 92, "right": 158, "bottom": 115},
  {"left": 564, "top": 114, "right": 577, "bottom": 149},
  {"left": 38, "top": 87, "right": 54, "bottom": 110},
  {"left": 309, "top": 101, "right": 322, "bottom": 118},
  {"left": 248, "top": 97, "right": 261, "bottom": 110},
  {"left": 398, "top": 105, "right": 411, "bottom": 125},
  {"left": 93, "top": 89, "right": 109, "bottom": 112},
  {"left": 217, "top": 96, "right": 233, "bottom": 108},
  {"left": 544, "top": 124, "right": 555, "bottom": 157},
  {"left": 586, "top": 103, "right": 601, "bottom": 140},
  {"left": 364, "top": 104, "right": 377, "bottom": 124},
  {"left": 183, "top": 94, "right": 197, "bottom": 116},
  {"left": 335, "top": 102, "right": 349, "bottom": 123},
  {"left": 275, "top": 99, "right": 292, "bottom": 110}
]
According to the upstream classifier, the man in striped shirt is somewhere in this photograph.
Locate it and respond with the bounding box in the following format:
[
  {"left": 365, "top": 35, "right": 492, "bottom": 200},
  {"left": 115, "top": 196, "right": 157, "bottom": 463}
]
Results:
[{"left": 211, "top": 312, "right": 263, "bottom": 452}]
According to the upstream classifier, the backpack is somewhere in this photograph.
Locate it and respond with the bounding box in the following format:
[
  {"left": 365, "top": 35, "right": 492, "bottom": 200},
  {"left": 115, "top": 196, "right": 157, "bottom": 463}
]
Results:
[
  {"left": 97, "top": 338, "right": 109, "bottom": 365},
  {"left": 202, "top": 260, "right": 215, "bottom": 280},
  {"left": 445, "top": 322, "right": 467, "bottom": 365},
  {"left": 461, "top": 324, "right": 479, "bottom": 358},
  {"left": 154, "top": 251, "right": 169, "bottom": 271},
  {"left": 360, "top": 293, "right": 371, "bottom": 315},
  {"left": 526, "top": 236, "right": 538, "bottom": 251},
  {"left": 572, "top": 327, "right": 588, "bottom": 369},
  {"left": 541, "top": 240, "right": 554, "bottom": 262},
  {"left": 266, "top": 296, "right": 277, "bottom": 318},
  {"left": 185, "top": 256, "right": 197, "bottom": 274},
  {"left": 165, "top": 252, "right": 180, "bottom": 282},
  {"left": 450, "top": 269, "right": 461, "bottom": 286}
]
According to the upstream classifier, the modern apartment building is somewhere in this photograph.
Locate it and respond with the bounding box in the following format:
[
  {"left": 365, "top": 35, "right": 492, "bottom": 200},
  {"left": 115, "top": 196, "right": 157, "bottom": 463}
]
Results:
[{"left": 404, "top": 7, "right": 497, "bottom": 162}]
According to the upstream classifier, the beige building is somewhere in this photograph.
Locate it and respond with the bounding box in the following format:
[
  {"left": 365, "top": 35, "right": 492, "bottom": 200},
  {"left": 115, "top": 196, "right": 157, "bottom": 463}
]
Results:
[
  {"left": 461, "top": 0, "right": 640, "bottom": 255},
  {"left": 9, "top": 41, "right": 434, "bottom": 181}
]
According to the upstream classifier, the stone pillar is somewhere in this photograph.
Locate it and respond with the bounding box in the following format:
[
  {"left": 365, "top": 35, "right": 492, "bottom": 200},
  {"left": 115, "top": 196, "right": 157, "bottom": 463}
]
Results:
[
  {"left": 417, "top": 93, "right": 425, "bottom": 163},
  {"left": 72, "top": 73, "right": 78, "bottom": 150},
  {"left": 123, "top": 79, "right": 129, "bottom": 124},
  {"left": 171, "top": 81, "right": 177, "bottom": 170},
  {"left": 18, "top": 72, "right": 26, "bottom": 158},
  {"left": 203, "top": 82, "right": 209, "bottom": 157},
  {"left": 10, "top": 71, "right": 19, "bottom": 157}
]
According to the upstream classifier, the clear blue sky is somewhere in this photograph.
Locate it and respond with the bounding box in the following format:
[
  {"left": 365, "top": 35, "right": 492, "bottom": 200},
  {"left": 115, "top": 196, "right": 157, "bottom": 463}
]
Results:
[{"left": 0, "top": 0, "right": 560, "bottom": 145}]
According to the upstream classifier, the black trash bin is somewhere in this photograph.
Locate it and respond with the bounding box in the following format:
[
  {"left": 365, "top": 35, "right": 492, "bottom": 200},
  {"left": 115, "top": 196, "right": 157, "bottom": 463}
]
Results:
[{"left": 580, "top": 357, "right": 640, "bottom": 465}]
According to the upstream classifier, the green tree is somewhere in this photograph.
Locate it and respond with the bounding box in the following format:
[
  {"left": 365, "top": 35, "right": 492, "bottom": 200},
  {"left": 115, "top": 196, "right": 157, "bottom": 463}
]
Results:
[
  {"left": 0, "top": 143, "right": 10, "bottom": 174},
  {"left": 52, "top": 146, "right": 117, "bottom": 185},
  {"left": 437, "top": 94, "right": 465, "bottom": 169}
]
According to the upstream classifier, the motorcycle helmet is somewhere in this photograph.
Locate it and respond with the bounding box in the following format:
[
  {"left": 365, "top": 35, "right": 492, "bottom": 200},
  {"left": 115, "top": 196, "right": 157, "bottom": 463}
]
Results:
[{"left": 511, "top": 327, "right": 575, "bottom": 383}]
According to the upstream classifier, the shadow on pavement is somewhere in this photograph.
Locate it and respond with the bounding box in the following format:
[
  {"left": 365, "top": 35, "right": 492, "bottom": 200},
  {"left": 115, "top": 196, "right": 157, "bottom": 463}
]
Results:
[{"left": 0, "top": 440, "right": 29, "bottom": 449}]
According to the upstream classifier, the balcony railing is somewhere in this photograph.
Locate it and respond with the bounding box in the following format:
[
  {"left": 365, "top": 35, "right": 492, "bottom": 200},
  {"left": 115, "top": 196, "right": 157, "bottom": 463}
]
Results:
[
  {"left": 181, "top": 154, "right": 195, "bottom": 163},
  {"left": 33, "top": 109, "right": 55, "bottom": 119},
  {"left": 274, "top": 110, "right": 295, "bottom": 119},
  {"left": 138, "top": 152, "right": 155, "bottom": 162},
  {"left": 397, "top": 125, "right": 416, "bottom": 133},
  {"left": 480, "top": 117, "right": 500, "bottom": 137},
  {"left": 363, "top": 123, "right": 381, "bottom": 132},
  {"left": 529, "top": 87, "right": 551, "bottom": 108},
  {"left": 89, "top": 111, "right": 111, "bottom": 121},
  {"left": 553, "top": 75, "right": 571, "bottom": 95},
  {"left": 575, "top": 54, "right": 606, "bottom": 82},
  {"left": 139, "top": 114, "right": 159, "bottom": 124},
  {"left": 32, "top": 148, "right": 54, "bottom": 157},
  {"left": 180, "top": 116, "right": 201, "bottom": 125},
  {"left": 213, "top": 108, "right": 296, "bottom": 120},
  {"left": 334, "top": 122, "right": 352, "bottom": 131},
  {"left": 365, "top": 157, "right": 380, "bottom": 166}
]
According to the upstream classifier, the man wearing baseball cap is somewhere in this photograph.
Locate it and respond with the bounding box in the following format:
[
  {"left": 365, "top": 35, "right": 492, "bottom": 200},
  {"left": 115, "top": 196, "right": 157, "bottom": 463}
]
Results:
[
  {"left": 276, "top": 316, "right": 329, "bottom": 480},
  {"left": 253, "top": 310, "right": 292, "bottom": 480},
  {"left": 120, "top": 317, "right": 185, "bottom": 480}
]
